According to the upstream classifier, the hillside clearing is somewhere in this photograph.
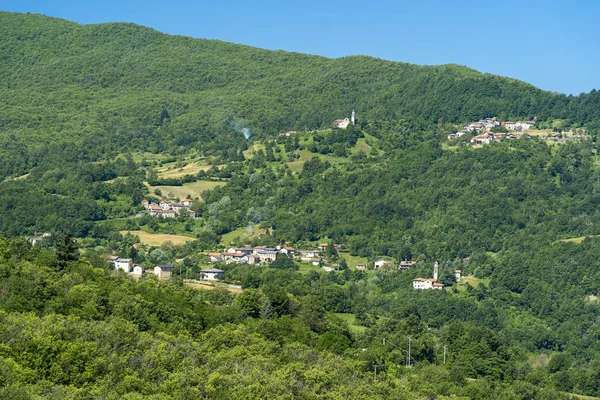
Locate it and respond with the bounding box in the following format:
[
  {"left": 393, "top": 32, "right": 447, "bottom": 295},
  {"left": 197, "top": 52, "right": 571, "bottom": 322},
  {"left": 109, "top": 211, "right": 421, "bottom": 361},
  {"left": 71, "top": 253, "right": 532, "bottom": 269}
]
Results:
[
  {"left": 120, "top": 230, "right": 195, "bottom": 246},
  {"left": 221, "top": 225, "right": 267, "bottom": 245},
  {"left": 146, "top": 180, "right": 226, "bottom": 200}
]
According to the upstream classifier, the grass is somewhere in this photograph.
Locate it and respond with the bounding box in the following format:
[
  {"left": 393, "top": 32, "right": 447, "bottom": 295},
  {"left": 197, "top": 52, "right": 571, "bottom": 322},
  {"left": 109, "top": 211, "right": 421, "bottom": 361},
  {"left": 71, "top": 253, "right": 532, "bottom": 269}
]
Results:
[
  {"left": 147, "top": 180, "right": 226, "bottom": 200},
  {"left": 559, "top": 235, "right": 600, "bottom": 244},
  {"left": 287, "top": 150, "right": 349, "bottom": 173},
  {"left": 455, "top": 276, "right": 490, "bottom": 292},
  {"left": 120, "top": 230, "right": 195, "bottom": 246},
  {"left": 334, "top": 313, "right": 367, "bottom": 334},
  {"left": 339, "top": 253, "right": 368, "bottom": 269},
  {"left": 156, "top": 161, "right": 213, "bottom": 179},
  {"left": 297, "top": 262, "right": 322, "bottom": 274},
  {"left": 220, "top": 225, "right": 267, "bottom": 245}
]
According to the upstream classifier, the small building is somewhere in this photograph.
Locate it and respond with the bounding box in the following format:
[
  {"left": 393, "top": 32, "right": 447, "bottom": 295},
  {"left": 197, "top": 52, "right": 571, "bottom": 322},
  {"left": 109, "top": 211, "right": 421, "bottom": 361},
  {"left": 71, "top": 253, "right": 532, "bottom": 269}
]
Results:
[
  {"left": 200, "top": 268, "right": 224, "bottom": 281},
  {"left": 332, "top": 118, "right": 351, "bottom": 129},
  {"left": 208, "top": 252, "right": 224, "bottom": 263},
  {"left": 153, "top": 264, "right": 173, "bottom": 280},
  {"left": 356, "top": 264, "right": 367, "bottom": 270},
  {"left": 454, "top": 269, "right": 462, "bottom": 281},
  {"left": 398, "top": 260, "right": 416, "bottom": 271},
  {"left": 132, "top": 265, "right": 144, "bottom": 276},
  {"left": 374, "top": 259, "right": 392, "bottom": 269},
  {"left": 318, "top": 243, "right": 329, "bottom": 251},
  {"left": 311, "top": 258, "right": 322, "bottom": 266},
  {"left": 115, "top": 258, "right": 132, "bottom": 273},
  {"left": 279, "top": 246, "right": 295, "bottom": 256},
  {"left": 299, "top": 249, "right": 318, "bottom": 261}
]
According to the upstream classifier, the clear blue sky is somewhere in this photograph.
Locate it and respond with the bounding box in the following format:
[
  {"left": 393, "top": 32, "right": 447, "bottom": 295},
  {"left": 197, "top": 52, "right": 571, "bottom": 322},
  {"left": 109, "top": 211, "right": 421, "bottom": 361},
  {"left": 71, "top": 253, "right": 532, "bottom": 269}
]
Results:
[{"left": 3, "top": 0, "right": 599, "bottom": 94}]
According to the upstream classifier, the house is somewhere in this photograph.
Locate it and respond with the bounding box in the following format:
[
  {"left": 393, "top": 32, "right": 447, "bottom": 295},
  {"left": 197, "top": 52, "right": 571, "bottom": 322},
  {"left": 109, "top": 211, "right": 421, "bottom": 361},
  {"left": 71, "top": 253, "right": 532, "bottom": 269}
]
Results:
[
  {"left": 279, "top": 131, "right": 297, "bottom": 137},
  {"left": 311, "top": 258, "right": 322, "bottom": 266},
  {"left": 332, "top": 118, "right": 351, "bottom": 129},
  {"left": 107, "top": 255, "right": 119, "bottom": 269},
  {"left": 279, "top": 246, "right": 296, "bottom": 256},
  {"left": 256, "top": 248, "right": 278, "bottom": 262},
  {"left": 223, "top": 252, "right": 247, "bottom": 263},
  {"left": 141, "top": 200, "right": 149, "bottom": 209},
  {"left": 299, "top": 250, "right": 318, "bottom": 261},
  {"left": 200, "top": 268, "right": 224, "bottom": 281},
  {"left": 132, "top": 265, "right": 144, "bottom": 276},
  {"left": 208, "top": 252, "right": 224, "bottom": 263},
  {"left": 27, "top": 232, "right": 51, "bottom": 246},
  {"left": 318, "top": 243, "right": 329, "bottom": 251},
  {"left": 503, "top": 121, "right": 516, "bottom": 131},
  {"left": 248, "top": 255, "right": 261, "bottom": 264},
  {"left": 181, "top": 199, "right": 193, "bottom": 207},
  {"left": 454, "top": 269, "right": 462, "bottom": 281},
  {"left": 471, "top": 134, "right": 493, "bottom": 145},
  {"left": 160, "top": 200, "right": 172, "bottom": 210},
  {"left": 516, "top": 121, "right": 534, "bottom": 131},
  {"left": 356, "top": 264, "right": 367, "bottom": 270},
  {"left": 374, "top": 259, "right": 392, "bottom": 269},
  {"left": 114, "top": 258, "right": 132, "bottom": 273},
  {"left": 398, "top": 260, "right": 416, "bottom": 271},
  {"left": 153, "top": 264, "right": 174, "bottom": 279},
  {"left": 413, "top": 261, "right": 444, "bottom": 290}
]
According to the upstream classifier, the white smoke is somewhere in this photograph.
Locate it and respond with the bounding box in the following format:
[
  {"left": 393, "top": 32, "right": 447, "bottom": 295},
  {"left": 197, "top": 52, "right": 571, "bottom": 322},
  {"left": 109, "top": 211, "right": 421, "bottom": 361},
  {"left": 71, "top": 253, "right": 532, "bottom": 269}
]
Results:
[{"left": 234, "top": 123, "right": 252, "bottom": 140}]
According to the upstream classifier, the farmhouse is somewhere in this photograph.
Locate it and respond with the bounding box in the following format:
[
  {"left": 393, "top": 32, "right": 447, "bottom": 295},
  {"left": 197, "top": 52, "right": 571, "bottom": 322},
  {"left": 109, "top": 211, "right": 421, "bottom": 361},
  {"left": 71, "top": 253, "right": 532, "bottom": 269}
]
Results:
[
  {"left": 374, "top": 259, "right": 392, "bottom": 269},
  {"left": 153, "top": 264, "right": 174, "bottom": 279},
  {"left": 200, "top": 268, "right": 224, "bottom": 281},
  {"left": 114, "top": 258, "right": 132, "bottom": 273},
  {"left": 399, "top": 260, "right": 416, "bottom": 271}
]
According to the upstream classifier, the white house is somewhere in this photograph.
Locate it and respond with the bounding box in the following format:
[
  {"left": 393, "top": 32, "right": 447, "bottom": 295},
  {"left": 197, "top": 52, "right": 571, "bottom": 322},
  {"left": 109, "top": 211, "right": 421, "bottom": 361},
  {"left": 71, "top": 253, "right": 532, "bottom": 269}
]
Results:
[
  {"left": 311, "top": 258, "right": 322, "bottom": 266},
  {"left": 115, "top": 258, "right": 132, "bottom": 273},
  {"left": 374, "top": 259, "right": 392, "bottom": 269},
  {"left": 208, "top": 252, "right": 224, "bottom": 263},
  {"left": 332, "top": 118, "right": 351, "bottom": 129},
  {"left": 300, "top": 250, "right": 318, "bottom": 261},
  {"left": 200, "top": 268, "right": 224, "bottom": 281},
  {"left": 153, "top": 264, "right": 173, "bottom": 279},
  {"left": 454, "top": 269, "right": 462, "bottom": 281},
  {"left": 356, "top": 264, "right": 367, "bottom": 270},
  {"left": 132, "top": 265, "right": 144, "bottom": 276},
  {"left": 257, "top": 248, "right": 278, "bottom": 262},
  {"left": 398, "top": 260, "right": 416, "bottom": 271}
]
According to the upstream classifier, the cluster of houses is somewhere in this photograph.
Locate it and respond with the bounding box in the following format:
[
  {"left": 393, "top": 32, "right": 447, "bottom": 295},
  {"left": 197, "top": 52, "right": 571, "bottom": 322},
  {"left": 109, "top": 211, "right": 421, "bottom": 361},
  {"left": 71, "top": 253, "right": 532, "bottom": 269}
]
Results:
[
  {"left": 108, "top": 256, "right": 225, "bottom": 281},
  {"left": 141, "top": 199, "right": 196, "bottom": 218},
  {"left": 208, "top": 244, "right": 304, "bottom": 265},
  {"left": 108, "top": 256, "right": 175, "bottom": 279},
  {"left": 448, "top": 117, "right": 536, "bottom": 143}
]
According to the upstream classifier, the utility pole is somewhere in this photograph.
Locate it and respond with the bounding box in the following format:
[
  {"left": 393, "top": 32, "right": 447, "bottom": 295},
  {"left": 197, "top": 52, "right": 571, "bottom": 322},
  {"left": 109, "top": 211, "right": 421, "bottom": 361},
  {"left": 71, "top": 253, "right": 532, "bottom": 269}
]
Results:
[
  {"left": 407, "top": 336, "right": 412, "bottom": 368},
  {"left": 443, "top": 345, "right": 447, "bottom": 364},
  {"left": 186, "top": 268, "right": 188, "bottom": 280},
  {"left": 373, "top": 364, "right": 379, "bottom": 380}
]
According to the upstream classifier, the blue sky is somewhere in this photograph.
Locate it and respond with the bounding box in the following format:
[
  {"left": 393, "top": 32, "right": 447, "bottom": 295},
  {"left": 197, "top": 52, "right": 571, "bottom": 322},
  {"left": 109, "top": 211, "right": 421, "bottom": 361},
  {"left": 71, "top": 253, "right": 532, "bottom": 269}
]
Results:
[{"left": 3, "top": 0, "right": 598, "bottom": 94}]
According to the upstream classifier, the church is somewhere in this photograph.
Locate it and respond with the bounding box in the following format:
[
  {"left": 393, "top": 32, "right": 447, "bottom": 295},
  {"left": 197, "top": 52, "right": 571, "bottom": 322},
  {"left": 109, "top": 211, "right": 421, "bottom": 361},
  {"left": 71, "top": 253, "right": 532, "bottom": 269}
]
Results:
[{"left": 413, "top": 262, "right": 444, "bottom": 290}]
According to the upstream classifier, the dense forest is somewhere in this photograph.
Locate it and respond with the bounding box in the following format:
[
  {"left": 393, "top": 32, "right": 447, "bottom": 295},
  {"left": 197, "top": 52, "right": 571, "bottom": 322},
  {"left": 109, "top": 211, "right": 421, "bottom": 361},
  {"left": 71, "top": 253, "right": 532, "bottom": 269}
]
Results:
[{"left": 3, "top": 11, "right": 600, "bottom": 399}]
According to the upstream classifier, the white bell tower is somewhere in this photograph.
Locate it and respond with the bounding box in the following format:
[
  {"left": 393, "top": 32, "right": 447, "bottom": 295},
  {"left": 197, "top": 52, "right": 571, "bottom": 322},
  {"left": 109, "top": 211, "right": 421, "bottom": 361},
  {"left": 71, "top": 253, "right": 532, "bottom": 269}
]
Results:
[
  {"left": 433, "top": 261, "right": 439, "bottom": 281},
  {"left": 351, "top": 109, "right": 356, "bottom": 125}
]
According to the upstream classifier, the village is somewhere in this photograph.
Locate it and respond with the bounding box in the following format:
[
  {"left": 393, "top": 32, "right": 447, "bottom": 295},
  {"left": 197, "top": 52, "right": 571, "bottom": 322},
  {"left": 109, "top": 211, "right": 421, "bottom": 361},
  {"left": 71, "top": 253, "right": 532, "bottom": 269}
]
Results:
[
  {"left": 141, "top": 199, "right": 196, "bottom": 218},
  {"left": 449, "top": 117, "right": 585, "bottom": 145},
  {"left": 109, "top": 238, "right": 462, "bottom": 291}
]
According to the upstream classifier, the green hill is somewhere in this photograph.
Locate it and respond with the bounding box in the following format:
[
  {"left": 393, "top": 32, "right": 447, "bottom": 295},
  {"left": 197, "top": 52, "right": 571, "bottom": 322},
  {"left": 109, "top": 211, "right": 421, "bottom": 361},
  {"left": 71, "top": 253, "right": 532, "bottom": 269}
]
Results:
[{"left": 2, "top": 11, "right": 599, "bottom": 180}]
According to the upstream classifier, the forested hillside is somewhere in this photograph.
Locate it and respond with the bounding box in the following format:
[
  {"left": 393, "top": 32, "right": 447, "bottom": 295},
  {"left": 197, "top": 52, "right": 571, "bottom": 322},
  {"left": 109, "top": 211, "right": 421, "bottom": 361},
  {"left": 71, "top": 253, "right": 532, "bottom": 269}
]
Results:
[
  {"left": 1, "top": 11, "right": 600, "bottom": 180},
  {"left": 4, "top": 11, "right": 600, "bottom": 399}
]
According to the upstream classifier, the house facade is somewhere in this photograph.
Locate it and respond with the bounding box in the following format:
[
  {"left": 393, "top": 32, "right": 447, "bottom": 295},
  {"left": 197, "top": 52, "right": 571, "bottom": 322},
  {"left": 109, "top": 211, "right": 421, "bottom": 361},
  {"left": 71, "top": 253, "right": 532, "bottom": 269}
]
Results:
[
  {"left": 153, "top": 264, "right": 173, "bottom": 279},
  {"left": 200, "top": 268, "right": 224, "bottom": 281}
]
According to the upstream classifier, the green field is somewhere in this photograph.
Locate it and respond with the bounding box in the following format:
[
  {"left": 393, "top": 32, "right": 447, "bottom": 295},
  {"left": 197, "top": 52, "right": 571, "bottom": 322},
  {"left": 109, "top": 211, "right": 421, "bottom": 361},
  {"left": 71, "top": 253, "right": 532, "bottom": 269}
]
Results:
[
  {"left": 147, "top": 180, "right": 226, "bottom": 200},
  {"left": 334, "top": 313, "right": 367, "bottom": 334},
  {"left": 339, "top": 253, "right": 369, "bottom": 269},
  {"left": 156, "top": 161, "right": 213, "bottom": 179},
  {"left": 120, "top": 230, "right": 195, "bottom": 246},
  {"left": 220, "top": 225, "right": 267, "bottom": 245}
]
